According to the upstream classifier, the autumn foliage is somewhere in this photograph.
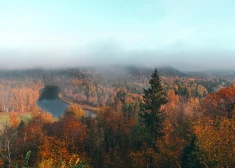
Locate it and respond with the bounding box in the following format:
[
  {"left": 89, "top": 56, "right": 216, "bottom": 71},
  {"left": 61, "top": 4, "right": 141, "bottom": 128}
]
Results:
[
  {"left": 1, "top": 68, "right": 235, "bottom": 167},
  {"left": 9, "top": 112, "right": 20, "bottom": 127},
  {"left": 64, "top": 104, "right": 86, "bottom": 120},
  {"left": 202, "top": 84, "right": 235, "bottom": 119},
  {"left": 0, "top": 80, "right": 42, "bottom": 113}
]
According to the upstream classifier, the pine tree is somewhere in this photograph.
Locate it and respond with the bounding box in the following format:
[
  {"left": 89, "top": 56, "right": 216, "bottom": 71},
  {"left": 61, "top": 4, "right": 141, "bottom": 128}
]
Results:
[
  {"left": 139, "top": 69, "right": 167, "bottom": 148},
  {"left": 181, "top": 135, "right": 202, "bottom": 168}
]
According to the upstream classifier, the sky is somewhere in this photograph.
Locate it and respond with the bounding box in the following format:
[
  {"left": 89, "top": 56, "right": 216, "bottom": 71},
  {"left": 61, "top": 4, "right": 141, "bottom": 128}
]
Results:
[{"left": 0, "top": 0, "right": 235, "bottom": 71}]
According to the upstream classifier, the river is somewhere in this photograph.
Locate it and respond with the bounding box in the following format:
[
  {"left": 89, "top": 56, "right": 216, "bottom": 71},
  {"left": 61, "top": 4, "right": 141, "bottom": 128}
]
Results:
[{"left": 37, "top": 85, "right": 95, "bottom": 118}]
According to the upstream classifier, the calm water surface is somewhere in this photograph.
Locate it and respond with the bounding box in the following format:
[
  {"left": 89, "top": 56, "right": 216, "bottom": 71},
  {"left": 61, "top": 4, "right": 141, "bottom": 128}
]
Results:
[
  {"left": 37, "top": 85, "right": 96, "bottom": 118},
  {"left": 37, "top": 99, "right": 68, "bottom": 117}
]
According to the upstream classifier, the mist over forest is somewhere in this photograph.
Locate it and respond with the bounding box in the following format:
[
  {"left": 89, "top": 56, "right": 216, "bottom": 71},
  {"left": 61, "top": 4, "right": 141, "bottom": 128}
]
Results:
[
  {"left": 1, "top": 0, "right": 235, "bottom": 167},
  {"left": 0, "top": 47, "right": 235, "bottom": 71}
]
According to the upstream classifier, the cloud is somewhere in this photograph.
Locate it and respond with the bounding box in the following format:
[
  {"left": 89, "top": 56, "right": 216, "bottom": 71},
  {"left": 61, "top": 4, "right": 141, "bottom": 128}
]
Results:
[{"left": 1, "top": 40, "right": 234, "bottom": 71}]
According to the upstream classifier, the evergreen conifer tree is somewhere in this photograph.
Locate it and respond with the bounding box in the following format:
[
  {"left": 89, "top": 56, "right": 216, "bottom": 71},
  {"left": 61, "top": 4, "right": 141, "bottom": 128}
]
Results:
[{"left": 139, "top": 68, "right": 167, "bottom": 148}]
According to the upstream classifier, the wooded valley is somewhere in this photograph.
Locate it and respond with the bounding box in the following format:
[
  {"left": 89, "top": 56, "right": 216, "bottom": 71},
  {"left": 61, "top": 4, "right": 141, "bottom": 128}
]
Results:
[{"left": 0, "top": 66, "right": 235, "bottom": 167}]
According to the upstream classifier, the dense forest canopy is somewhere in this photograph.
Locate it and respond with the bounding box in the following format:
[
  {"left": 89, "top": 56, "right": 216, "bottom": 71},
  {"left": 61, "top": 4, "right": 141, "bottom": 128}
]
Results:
[
  {"left": 0, "top": 66, "right": 235, "bottom": 167},
  {"left": 0, "top": 66, "right": 230, "bottom": 112}
]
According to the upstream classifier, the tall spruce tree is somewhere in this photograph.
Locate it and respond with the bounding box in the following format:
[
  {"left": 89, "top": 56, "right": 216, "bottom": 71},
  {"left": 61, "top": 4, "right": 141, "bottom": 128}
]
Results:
[{"left": 139, "top": 68, "right": 167, "bottom": 148}]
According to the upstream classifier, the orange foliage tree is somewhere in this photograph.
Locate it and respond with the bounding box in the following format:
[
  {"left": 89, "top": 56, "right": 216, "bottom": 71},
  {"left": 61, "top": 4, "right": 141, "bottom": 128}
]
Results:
[
  {"left": 9, "top": 112, "right": 20, "bottom": 128},
  {"left": 202, "top": 84, "right": 235, "bottom": 119}
]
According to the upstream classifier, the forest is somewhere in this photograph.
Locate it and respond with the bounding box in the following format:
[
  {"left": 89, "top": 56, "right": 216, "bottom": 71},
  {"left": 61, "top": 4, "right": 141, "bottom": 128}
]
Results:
[{"left": 0, "top": 66, "right": 235, "bottom": 167}]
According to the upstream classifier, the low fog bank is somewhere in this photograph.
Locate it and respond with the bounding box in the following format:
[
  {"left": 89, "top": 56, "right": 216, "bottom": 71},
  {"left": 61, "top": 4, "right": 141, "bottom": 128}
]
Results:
[{"left": 0, "top": 47, "right": 234, "bottom": 72}]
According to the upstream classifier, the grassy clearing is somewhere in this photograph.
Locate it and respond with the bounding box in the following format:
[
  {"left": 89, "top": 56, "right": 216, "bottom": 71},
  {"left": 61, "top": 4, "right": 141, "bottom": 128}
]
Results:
[
  {"left": 0, "top": 114, "right": 10, "bottom": 130},
  {"left": 18, "top": 113, "right": 32, "bottom": 122},
  {"left": 0, "top": 112, "right": 31, "bottom": 130}
]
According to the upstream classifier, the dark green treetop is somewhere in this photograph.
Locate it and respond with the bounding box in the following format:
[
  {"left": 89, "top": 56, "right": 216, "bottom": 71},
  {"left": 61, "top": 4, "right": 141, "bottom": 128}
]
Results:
[{"left": 139, "top": 68, "right": 168, "bottom": 146}]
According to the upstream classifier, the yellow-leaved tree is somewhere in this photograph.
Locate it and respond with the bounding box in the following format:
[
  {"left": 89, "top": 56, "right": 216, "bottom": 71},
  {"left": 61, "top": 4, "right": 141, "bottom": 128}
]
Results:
[
  {"left": 64, "top": 104, "right": 85, "bottom": 120},
  {"left": 194, "top": 116, "right": 235, "bottom": 167}
]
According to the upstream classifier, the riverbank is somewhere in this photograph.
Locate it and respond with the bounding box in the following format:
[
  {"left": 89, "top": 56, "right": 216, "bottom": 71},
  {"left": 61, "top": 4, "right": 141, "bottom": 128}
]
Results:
[
  {"left": 58, "top": 93, "right": 98, "bottom": 112},
  {"left": 38, "top": 85, "right": 98, "bottom": 115}
]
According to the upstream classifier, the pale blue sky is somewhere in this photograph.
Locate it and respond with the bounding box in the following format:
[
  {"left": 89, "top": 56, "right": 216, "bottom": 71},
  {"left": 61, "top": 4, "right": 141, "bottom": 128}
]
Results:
[{"left": 0, "top": 0, "right": 235, "bottom": 70}]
